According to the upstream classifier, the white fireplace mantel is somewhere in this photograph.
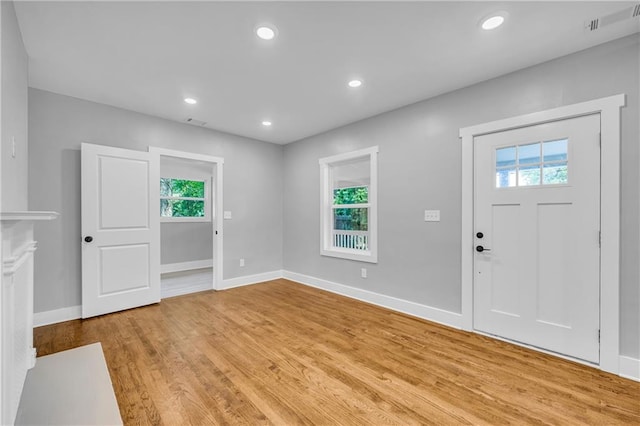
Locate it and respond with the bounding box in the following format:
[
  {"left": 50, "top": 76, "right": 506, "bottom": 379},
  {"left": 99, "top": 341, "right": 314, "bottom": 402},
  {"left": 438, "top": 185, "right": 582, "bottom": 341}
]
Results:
[
  {"left": 0, "top": 211, "right": 59, "bottom": 222},
  {"left": 1, "top": 210, "right": 58, "bottom": 425}
]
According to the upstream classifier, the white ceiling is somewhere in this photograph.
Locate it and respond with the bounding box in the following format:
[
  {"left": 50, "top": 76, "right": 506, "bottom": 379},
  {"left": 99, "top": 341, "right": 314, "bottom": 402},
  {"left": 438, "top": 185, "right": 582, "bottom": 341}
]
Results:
[{"left": 14, "top": 1, "right": 640, "bottom": 144}]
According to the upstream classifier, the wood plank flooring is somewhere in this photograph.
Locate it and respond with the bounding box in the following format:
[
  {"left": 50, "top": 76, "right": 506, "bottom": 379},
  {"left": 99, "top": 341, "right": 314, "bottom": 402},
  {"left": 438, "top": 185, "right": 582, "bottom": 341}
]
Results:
[{"left": 34, "top": 279, "right": 640, "bottom": 425}]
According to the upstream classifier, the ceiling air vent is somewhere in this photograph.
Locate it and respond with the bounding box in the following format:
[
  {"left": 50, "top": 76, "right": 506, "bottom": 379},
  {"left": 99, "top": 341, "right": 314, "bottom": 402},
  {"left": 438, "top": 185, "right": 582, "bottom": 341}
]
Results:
[
  {"left": 184, "top": 118, "right": 207, "bottom": 126},
  {"left": 585, "top": 4, "right": 640, "bottom": 31}
]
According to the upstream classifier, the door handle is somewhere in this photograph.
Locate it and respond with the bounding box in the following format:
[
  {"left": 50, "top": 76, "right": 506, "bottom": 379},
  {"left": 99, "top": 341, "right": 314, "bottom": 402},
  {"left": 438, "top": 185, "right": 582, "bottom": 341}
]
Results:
[
  {"left": 476, "top": 245, "right": 491, "bottom": 252},
  {"left": 84, "top": 236, "right": 93, "bottom": 243}
]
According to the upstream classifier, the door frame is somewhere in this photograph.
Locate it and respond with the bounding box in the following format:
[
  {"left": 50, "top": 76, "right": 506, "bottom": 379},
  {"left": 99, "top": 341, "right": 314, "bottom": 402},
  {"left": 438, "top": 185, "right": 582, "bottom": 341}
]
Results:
[
  {"left": 149, "top": 147, "right": 224, "bottom": 291},
  {"left": 459, "top": 94, "right": 625, "bottom": 374}
]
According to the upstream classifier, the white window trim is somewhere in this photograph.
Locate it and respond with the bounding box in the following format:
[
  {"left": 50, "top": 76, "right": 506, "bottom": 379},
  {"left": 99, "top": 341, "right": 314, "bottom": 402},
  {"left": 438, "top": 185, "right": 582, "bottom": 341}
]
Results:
[
  {"left": 319, "top": 146, "right": 379, "bottom": 263},
  {"left": 160, "top": 176, "right": 211, "bottom": 223},
  {"left": 459, "top": 94, "right": 625, "bottom": 375}
]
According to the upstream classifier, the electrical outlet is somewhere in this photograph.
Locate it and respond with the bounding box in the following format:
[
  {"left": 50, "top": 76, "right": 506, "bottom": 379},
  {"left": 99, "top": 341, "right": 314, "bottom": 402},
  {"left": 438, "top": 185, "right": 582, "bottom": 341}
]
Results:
[
  {"left": 361, "top": 268, "right": 367, "bottom": 278},
  {"left": 239, "top": 258, "right": 245, "bottom": 267},
  {"left": 424, "top": 210, "right": 440, "bottom": 222}
]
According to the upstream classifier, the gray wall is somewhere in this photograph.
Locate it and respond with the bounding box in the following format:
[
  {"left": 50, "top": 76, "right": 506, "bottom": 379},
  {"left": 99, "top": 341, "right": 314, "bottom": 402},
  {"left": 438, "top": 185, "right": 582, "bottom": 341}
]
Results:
[
  {"left": 161, "top": 222, "right": 212, "bottom": 264},
  {"left": 28, "top": 88, "right": 283, "bottom": 313},
  {"left": 25, "top": 33, "right": 639, "bottom": 359},
  {"left": 283, "top": 35, "right": 640, "bottom": 358},
  {"left": 160, "top": 156, "right": 213, "bottom": 265},
  {"left": 1, "top": 0, "right": 28, "bottom": 211}
]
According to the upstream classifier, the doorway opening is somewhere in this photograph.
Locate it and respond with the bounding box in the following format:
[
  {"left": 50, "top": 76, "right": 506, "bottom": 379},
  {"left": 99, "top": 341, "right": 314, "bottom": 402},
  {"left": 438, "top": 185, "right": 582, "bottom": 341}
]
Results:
[{"left": 150, "top": 147, "right": 224, "bottom": 298}]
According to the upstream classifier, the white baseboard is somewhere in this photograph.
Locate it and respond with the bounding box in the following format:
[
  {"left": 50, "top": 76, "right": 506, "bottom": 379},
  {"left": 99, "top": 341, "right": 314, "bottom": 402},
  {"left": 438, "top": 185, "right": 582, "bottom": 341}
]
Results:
[
  {"left": 32, "top": 270, "right": 639, "bottom": 383},
  {"left": 282, "top": 270, "right": 462, "bottom": 329},
  {"left": 220, "top": 270, "right": 283, "bottom": 290},
  {"left": 160, "top": 259, "right": 213, "bottom": 274},
  {"left": 34, "top": 305, "right": 82, "bottom": 327},
  {"left": 33, "top": 268, "right": 279, "bottom": 325},
  {"left": 619, "top": 355, "right": 640, "bottom": 382}
]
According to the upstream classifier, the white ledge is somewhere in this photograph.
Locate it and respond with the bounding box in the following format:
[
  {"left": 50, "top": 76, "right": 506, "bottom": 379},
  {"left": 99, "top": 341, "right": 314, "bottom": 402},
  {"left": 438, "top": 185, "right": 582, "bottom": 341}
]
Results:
[{"left": 0, "top": 211, "right": 59, "bottom": 222}]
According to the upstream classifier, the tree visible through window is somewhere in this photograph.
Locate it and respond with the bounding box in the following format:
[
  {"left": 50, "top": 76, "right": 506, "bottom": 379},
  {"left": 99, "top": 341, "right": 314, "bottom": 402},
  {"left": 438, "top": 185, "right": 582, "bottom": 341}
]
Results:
[
  {"left": 160, "top": 178, "right": 207, "bottom": 219},
  {"left": 319, "top": 146, "right": 378, "bottom": 263},
  {"left": 333, "top": 187, "right": 368, "bottom": 231}
]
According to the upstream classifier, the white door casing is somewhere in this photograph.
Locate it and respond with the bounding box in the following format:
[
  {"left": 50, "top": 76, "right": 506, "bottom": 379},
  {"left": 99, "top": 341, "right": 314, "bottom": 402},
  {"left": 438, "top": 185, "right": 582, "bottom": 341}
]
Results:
[
  {"left": 473, "top": 114, "right": 600, "bottom": 363},
  {"left": 460, "top": 94, "right": 624, "bottom": 374},
  {"left": 148, "top": 147, "right": 224, "bottom": 291},
  {"left": 81, "top": 143, "right": 160, "bottom": 318}
]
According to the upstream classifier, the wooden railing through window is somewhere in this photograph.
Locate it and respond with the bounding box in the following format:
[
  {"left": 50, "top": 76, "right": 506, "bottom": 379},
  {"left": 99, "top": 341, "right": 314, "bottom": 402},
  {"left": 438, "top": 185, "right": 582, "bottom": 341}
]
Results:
[{"left": 332, "top": 230, "right": 368, "bottom": 251}]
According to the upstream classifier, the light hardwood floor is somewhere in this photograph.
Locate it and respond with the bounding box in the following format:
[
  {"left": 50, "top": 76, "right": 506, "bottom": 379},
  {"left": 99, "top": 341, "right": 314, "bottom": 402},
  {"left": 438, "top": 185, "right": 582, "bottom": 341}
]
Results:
[{"left": 34, "top": 279, "right": 640, "bottom": 425}]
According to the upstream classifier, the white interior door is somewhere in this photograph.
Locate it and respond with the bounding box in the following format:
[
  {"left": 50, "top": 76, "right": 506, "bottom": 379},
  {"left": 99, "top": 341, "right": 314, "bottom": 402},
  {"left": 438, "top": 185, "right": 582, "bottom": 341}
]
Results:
[
  {"left": 81, "top": 143, "right": 160, "bottom": 318},
  {"left": 473, "top": 114, "right": 601, "bottom": 363}
]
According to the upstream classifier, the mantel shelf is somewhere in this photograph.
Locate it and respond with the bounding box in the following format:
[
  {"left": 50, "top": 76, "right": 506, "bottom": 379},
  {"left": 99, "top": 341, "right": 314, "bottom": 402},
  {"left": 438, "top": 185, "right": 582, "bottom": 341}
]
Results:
[{"left": 0, "top": 211, "right": 59, "bottom": 222}]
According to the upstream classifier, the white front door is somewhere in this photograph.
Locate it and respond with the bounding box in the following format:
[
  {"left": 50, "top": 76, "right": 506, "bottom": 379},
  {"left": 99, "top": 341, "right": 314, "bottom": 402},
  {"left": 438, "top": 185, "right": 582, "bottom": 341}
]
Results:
[
  {"left": 81, "top": 143, "right": 160, "bottom": 318},
  {"left": 473, "top": 114, "right": 601, "bottom": 363}
]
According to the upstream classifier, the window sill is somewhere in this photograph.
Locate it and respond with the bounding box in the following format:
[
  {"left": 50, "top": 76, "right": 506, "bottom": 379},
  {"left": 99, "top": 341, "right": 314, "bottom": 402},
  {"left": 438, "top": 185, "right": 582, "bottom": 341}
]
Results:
[
  {"left": 321, "top": 248, "right": 377, "bottom": 264},
  {"left": 160, "top": 217, "right": 211, "bottom": 223}
]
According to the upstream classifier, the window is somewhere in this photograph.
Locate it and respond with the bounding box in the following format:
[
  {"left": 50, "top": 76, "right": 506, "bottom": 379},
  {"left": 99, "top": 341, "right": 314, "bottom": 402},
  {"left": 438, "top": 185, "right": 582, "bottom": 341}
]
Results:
[
  {"left": 319, "top": 146, "right": 378, "bottom": 263},
  {"left": 160, "top": 177, "right": 210, "bottom": 222},
  {"left": 496, "top": 139, "right": 568, "bottom": 188}
]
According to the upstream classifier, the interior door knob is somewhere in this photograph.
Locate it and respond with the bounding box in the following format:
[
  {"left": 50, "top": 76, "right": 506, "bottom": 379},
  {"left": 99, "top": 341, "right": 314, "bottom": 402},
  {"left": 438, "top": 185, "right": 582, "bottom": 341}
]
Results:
[
  {"left": 84, "top": 236, "right": 93, "bottom": 243},
  {"left": 476, "top": 245, "right": 491, "bottom": 252}
]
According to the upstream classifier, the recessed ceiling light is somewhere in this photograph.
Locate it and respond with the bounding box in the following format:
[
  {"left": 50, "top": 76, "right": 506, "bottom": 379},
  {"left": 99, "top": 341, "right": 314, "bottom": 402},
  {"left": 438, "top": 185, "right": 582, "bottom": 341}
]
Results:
[
  {"left": 256, "top": 26, "right": 276, "bottom": 40},
  {"left": 481, "top": 14, "right": 506, "bottom": 30},
  {"left": 262, "top": 120, "right": 272, "bottom": 127},
  {"left": 348, "top": 79, "right": 363, "bottom": 88},
  {"left": 184, "top": 98, "right": 197, "bottom": 105}
]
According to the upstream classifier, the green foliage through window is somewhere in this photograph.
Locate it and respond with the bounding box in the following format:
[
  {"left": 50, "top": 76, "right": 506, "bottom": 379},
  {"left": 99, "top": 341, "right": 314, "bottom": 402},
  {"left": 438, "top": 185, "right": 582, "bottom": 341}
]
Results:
[
  {"left": 333, "top": 186, "right": 368, "bottom": 205},
  {"left": 333, "top": 186, "right": 368, "bottom": 231},
  {"left": 160, "top": 178, "right": 206, "bottom": 218},
  {"left": 334, "top": 208, "right": 368, "bottom": 231},
  {"left": 160, "top": 178, "right": 204, "bottom": 198}
]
